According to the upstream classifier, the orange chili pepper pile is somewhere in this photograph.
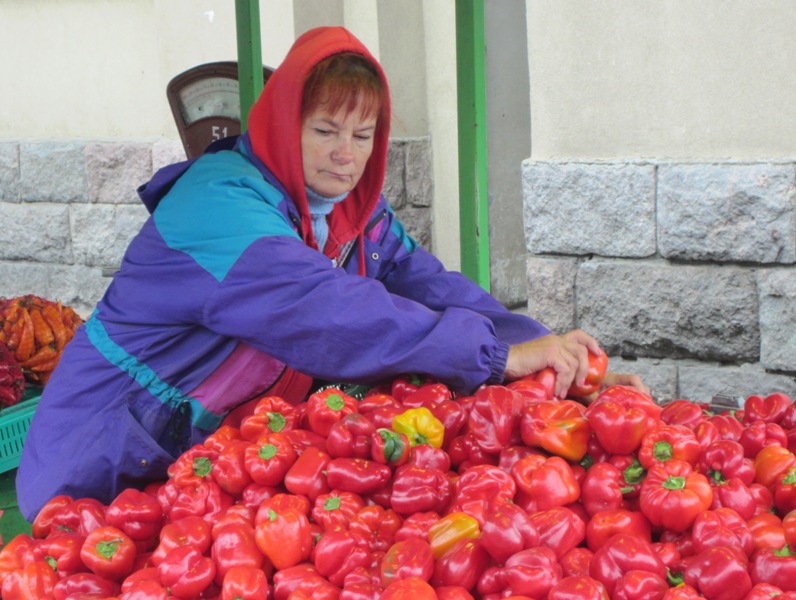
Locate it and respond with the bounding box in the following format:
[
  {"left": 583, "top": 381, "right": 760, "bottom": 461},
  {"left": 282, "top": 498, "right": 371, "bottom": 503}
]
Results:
[{"left": 0, "top": 294, "right": 83, "bottom": 389}]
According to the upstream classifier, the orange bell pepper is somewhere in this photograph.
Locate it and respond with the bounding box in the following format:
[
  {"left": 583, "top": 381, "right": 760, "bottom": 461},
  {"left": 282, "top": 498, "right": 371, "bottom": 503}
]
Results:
[
  {"left": 427, "top": 511, "right": 480, "bottom": 559},
  {"left": 520, "top": 399, "right": 590, "bottom": 461}
]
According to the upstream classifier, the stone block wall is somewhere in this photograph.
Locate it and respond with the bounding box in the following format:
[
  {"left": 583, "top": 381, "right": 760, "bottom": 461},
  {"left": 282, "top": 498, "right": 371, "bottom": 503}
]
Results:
[
  {"left": 522, "top": 160, "right": 796, "bottom": 404},
  {"left": 0, "top": 137, "right": 433, "bottom": 316}
]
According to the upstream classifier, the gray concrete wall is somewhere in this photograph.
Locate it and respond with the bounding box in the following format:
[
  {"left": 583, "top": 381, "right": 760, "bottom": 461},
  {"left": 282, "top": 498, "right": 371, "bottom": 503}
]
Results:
[
  {"left": 522, "top": 160, "right": 796, "bottom": 404},
  {"left": 0, "top": 138, "right": 432, "bottom": 317}
]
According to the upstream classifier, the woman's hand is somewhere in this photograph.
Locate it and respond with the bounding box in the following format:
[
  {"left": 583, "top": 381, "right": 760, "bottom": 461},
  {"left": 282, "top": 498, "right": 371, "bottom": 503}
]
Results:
[
  {"left": 505, "top": 331, "right": 651, "bottom": 401},
  {"left": 505, "top": 330, "right": 603, "bottom": 399}
]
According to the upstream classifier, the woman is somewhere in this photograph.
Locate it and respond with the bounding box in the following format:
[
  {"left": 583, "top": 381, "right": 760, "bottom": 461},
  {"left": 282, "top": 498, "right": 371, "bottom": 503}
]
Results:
[{"left": 17, "top": 26, "right": 644, "bottom": 520}]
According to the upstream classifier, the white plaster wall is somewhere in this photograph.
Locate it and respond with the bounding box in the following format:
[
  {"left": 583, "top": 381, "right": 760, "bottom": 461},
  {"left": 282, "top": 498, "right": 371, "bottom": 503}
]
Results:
[
  {"left": 0, "top": 0, "right": 295, "bottom": 140},
  {"left": 526, "top": 0, "right": 796, "bottom": 160}
]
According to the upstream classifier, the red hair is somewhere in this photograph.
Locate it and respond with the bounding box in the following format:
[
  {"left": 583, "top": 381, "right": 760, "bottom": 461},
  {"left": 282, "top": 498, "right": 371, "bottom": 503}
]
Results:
[{"left": 301, "top": 52, "right": 387, "bottom": 126}]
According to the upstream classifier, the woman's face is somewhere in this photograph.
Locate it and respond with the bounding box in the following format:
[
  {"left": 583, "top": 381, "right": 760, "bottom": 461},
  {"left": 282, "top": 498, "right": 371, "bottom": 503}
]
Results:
[{"left": 301, "top": 102, "right": 377, "bottom": 198}]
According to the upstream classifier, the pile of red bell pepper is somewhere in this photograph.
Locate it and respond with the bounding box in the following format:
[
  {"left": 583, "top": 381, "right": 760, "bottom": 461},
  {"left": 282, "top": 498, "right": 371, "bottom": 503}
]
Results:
[{"left": 3, "top": 373, "right": 796, "bottom": 600}]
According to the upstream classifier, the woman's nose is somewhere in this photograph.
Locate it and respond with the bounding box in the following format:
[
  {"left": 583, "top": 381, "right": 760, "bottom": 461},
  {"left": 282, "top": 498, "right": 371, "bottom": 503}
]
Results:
[{"left": 332, "top": 136, "right": 354, "bottom": 163}]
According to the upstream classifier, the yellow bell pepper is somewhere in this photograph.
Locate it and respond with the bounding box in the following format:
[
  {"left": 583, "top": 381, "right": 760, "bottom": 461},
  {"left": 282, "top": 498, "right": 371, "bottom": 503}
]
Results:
[
  {"left": 392, "top": 407, "right": 445, "bottom": 448},
  {"left": 428, "top": 511, "right": 481, "bottom": 559}
]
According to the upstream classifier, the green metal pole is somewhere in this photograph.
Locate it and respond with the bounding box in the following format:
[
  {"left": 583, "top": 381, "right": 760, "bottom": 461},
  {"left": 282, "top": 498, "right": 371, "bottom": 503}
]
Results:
[
  {"left": 455, "top": 0, "right": 490, "bottom": 291},
  {"left": 235, "top": 0, "right": 264, "bottom": 132}
]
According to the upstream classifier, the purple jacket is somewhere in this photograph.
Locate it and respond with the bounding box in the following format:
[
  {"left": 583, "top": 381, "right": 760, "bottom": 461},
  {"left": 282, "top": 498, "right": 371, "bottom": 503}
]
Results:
[{"left": 16, "top": 135, "right": 549, "bottom": 520}]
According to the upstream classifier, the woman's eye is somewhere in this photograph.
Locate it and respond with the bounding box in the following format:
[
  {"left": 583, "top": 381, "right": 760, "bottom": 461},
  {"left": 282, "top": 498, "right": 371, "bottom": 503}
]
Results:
[
  {"left": 355, "top": 134, "right": 372, "bottom": 141},
  {"left": 315, "top": 128, "right": 332, "bottom": 136}
]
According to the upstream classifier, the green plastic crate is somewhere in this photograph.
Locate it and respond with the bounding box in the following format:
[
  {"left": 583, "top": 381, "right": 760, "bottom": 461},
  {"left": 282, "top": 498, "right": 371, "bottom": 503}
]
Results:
[{"left": 0, "top": 388, "right": 41, "bottom": 474}]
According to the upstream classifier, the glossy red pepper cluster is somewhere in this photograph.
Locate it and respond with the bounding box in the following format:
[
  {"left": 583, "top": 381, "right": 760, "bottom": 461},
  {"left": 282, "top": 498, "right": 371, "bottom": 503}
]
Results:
[{"left": 3, "top": 379, "right": 796, "bottom": 600}]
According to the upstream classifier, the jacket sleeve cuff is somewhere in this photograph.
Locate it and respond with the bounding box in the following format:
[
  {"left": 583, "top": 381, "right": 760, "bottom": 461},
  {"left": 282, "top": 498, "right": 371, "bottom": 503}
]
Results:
[{"left": 487, "top": 340, "right": 510, "bottom": 385}]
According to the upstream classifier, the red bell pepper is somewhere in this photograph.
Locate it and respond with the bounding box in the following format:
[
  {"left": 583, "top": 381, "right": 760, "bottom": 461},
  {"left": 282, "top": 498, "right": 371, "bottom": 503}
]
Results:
[
  {"left": 613, "top": 570, "right": 669, "bottom": 600},
  {"left": 479, "top": 501, "right": 539, "bottom": 564},
  {"left": 220, "top": 565, "right": 269, "bottom": 600},
  {"left": 695, "top": 419, "right": 721, "bottom": 451},
  {"left": 402, "top": 382, "right": 452, "bottom": 408},
  {"left": 283, "top": 446, "right": 332, "bottom": 502},
  {"left": 638, "top": 424, "right": 701, "bottom": 469},
  {"left": 511, "top": 454, "right": 580, "bottom": 513},
  {"left": 559, "top": 547, "right": 594, "bottom": 578},
  {"left": 312, "top": 490, "right": 365, "bottom": 531},
  {"left": 467, "top": 385, "right": 523, "bottom": 454},
  {"left": 743, "top": 392, "right": 793, "bottom": 425},
  {"left": 707, "top": 412, "right": 745, "bottom": 442},
  {"left": 326, "top": 412, "right": 376, "bottom": 459},
  {"left": 211, "top": 521, "right": 265, "bottom": 586},
  {"left": 380, "top": 537, "right": 435, "bottom": 588},
  {"left": 306, "top": 388, "right": 358, "bottom": 438},
  {"left": 520, "top": 399, "right": 590, "bottom": 461},
  {"left": 390, "top": 463, "right": 452, "bottom": 516},
  {"left": 660, "top": 399, "right": 711, "bottom": 429},
  {"left": 371, "top": 428, "right": 411, "bottom": 467},
  {"left": 244, "top": 431, "right": 298, "bottom": 487},
  {"left": 239, "top": 395, "right": 299, "bottom": 441},
  {"left": 744, "top": 583, "right": 796, "bottom": 600},
  {"left": 548, "top": 575, "right": 609, "bottom": 600},
  {"left": 48, "top": 497, "right": 108, "bottom": 536},
  {"left": 447, "top": 433, "right": 499, "bottom": 471},
  {"left": 585, "top": 508, "right": 652, "bottom": 552},
  {"left": 639, "top": 459, "right": 713, "bottom": 532},
  {"left": 394, "top": 511, "right": 441, "bottom": 543},
  {"left": 661, "top": 584, "right": 703, "bottom": 599},
  {"left": 588, "top": 533, "right": 667, "bottom": 598},
  {"left": 358, "top": 392, "right": 400, "bottom": 414},
  {"left": 212, "top": 439, "right": 255, "bottom": 496},
  {"left": 585, "top": 385, "right": 662, "bottom": 455},
  {"left": 580, "top": 461, "right": 638, "bottom": 517},
  {"left": 506, "top": 373, "right": 553, "bottom": 402},
  {"left": 691, "top": 507, "right": 755, "bottom": 558},
  {"left": 254, "top": 506, "right": 313, "bottom": 571},
  {"left": 568, "top": 349, "right": 609, "bottom": 398},
  {"left": 348, "top": 505, "right": 403, "bottom": 553},
  {"left": 34, "top": 532, "right": 86, "bottom": 579},
  {"left": 1, "top": 560, "right": 59, "bottom": 600},
  {"left": 701, "top": 439, "right": 756, "bottom": 486},
  {"left": 312, "top": 528, "right": 371, "bottom": 587},
  {"left": 785, "top": 509, "right": 796, "bottom": 549},
  {"left": 477, "top": 546, "right": 562, "bottom": 599},
  {"left": 528, "top": 507, "right": 586, "bottom": 559},
  {"left": 31, "top": 495, "right": 73, "bottom": 539},
  {"left": 105, "top": 487, "right": 164, "bottom": 549},
  {"left": 429, "top": 538, "right": 489, "bottom": 592},
  {"left": 157, "top": 545, "right": 216, "bottom": 598},
  {"left": 381, "top": 576, "right": 438, "bottom": 600},
  {"left": 166, "top": 443, "right": 219, "bottom": 488},
  {"left": 748, "top": 512, "right": 787, "bottom": 552},
  {"left": 451, "top": 464, "right": 516, "bottom": 525},
  {"left": 255, "top": 493, "right": 311, "bottom": 524},
  {"left": 425, "top": 398, "right": 468, "bottom": 447},
  {"left": 709, "top": 476, "right": 757, "bottom": 521},
  {"left": 157, "top": 475, "right": 233, "bottom": 525},
  {"left": 531, "top": 366, "right": 558, "bottom": 400},
  {"left": 151, "top": 515, "right": 213, "bottom": 566},
  {"left": 750, "top": 545, "right": 796, "bottom": 592},
  {"left": 683, "top": 545, "right": 752, "bottom": 600},
  {"left": 79, "top": 525, "right": 137, "bottom": 582},
  {"left": 739, "top": 420, "right": 788, "bottom": 459},
  {"left": 774, "top": 466, "right": 796, "bottom": 515},
  {"left": 390, "top": 374, "right": 427, "bottom": 403},
  {"left": 326, "top": 457, "right": 392, "bottom": 495},
  {"left": 52, "top": 572, "right": 120, "bottom": 600}
]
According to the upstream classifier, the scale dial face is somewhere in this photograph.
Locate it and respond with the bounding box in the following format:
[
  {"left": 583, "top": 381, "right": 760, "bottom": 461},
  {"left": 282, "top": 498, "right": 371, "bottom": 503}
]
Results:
[{"left": 178, "top": 76, "right": 241, "bottom": 125}]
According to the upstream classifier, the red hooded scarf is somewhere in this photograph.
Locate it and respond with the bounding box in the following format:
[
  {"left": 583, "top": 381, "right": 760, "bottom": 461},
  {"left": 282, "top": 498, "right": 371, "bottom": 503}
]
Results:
[{"left": 247, "top": 27, "right": 391, "bottom": 257}]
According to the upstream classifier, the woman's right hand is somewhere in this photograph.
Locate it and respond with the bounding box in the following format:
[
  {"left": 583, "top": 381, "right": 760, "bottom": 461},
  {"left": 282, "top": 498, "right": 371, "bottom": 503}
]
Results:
[{"left": 505, "top": 330, "right": 603, "bottom": 399}]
